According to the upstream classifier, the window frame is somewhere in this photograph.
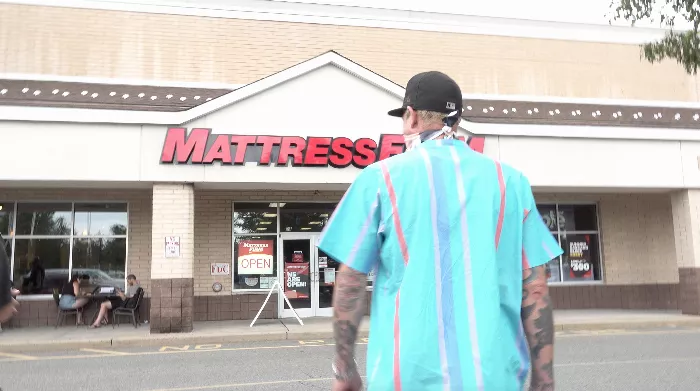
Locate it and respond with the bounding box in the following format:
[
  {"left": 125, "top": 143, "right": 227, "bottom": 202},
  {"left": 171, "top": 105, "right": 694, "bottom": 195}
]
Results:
[
  {"left": 537, "top": 201, "right": 604, "bottom": 286},
  {"left": 2, "top": 200, "right": 130, "bottom": 301},
  {"left": 231, "top": 201, "right": 369, "bottom": 294}
]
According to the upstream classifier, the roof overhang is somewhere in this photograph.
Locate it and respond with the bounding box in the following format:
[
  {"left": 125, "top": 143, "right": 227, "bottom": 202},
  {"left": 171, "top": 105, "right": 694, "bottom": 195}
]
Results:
[
  {"left": 3, "top": 51, "right": 700, "bottom": 142},
  {"left": 0, "top": 51, "right": 407, "bottom": 125}
]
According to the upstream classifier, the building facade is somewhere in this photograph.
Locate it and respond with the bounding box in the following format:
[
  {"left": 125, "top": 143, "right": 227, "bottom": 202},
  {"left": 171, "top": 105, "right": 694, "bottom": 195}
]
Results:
[{"left": 1, "top": 1, "right": 700, "bottom": 332}]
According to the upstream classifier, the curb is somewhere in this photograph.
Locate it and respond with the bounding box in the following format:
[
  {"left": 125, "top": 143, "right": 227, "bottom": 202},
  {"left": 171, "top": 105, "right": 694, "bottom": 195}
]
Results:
[{"left": 1, "top": 322, "right": 698, "bottom": 354}]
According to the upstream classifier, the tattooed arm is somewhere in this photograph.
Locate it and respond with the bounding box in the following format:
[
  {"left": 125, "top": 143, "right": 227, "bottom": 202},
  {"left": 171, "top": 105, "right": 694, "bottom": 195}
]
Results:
[
  {"left": 521, "top": 264, "right": 554, "bottom": 391},
  {"left": 332, "top": 264, "right": 367, "bottom": 384}
]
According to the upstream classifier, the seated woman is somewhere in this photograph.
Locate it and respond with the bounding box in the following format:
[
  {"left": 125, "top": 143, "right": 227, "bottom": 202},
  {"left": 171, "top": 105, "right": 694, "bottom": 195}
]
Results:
[
  {"left": 58, "top": 275, "right": 90, "bottom": 324},
  {"left": 90, "top": 274, "right": 139, "bottom": 328}
]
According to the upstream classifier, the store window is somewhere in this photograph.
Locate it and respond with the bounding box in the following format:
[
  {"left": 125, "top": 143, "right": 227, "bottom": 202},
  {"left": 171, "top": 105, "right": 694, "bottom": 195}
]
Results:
[
  {"left": 234, "top": 203, "right": 279, "bottom": 235},
  {"left": 280, "top": 203, "right": 335, "bottom": 233},
  {"left": 0, "top": 202, "right": 13, "bottom": 237},
  {"left": 4, "top": 201, "right": 129, "bottom": 296},
  {"left": 536, "top": 203, "right": 602, "bottom": 283},
  {"left": 232, "top": 202, "right": 378, "bottom": 291},
  {"left": 233, "top": 203, "right": 279, "bottom": 290}
]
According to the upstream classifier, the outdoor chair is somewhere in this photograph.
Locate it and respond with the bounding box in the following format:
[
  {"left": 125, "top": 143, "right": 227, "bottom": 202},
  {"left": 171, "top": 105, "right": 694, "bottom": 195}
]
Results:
[
  {"left": 112, "top": 287, "right": 144, "bottom": 328},
  {"left": 52, "top": 289, "right": 81, "bottom": 328}
]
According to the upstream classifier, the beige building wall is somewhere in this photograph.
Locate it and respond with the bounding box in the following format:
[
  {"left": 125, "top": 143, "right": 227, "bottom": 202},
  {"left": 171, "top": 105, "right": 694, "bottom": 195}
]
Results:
[
  {"left": 536, "top": 192, "right": 678, "bottom": 285},
  {"left": 0, "top": 4, "right": 695, "bottom": 101},
  {"left": 151, "top": 184, "right": 195, "bottom": 280},
  {"left": 0, "top": 187, "right": 677, "bottom": 297},
  {"left": 190, "top": 189, "right": 678, "bottom": 297},
  {"left": 0, "top": 188, "right": 153, "bottom": 294}
]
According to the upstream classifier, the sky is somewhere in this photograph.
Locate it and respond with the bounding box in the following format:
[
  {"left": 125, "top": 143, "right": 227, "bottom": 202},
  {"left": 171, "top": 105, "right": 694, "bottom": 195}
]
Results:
[{"left": 266, "top": 0, "right": 688, "bottom": 29}]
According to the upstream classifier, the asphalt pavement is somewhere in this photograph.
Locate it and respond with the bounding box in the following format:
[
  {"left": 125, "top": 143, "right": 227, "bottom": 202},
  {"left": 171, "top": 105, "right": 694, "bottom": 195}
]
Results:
[{"left": 1, "top": 327, "right": 700, "bottom": 390}]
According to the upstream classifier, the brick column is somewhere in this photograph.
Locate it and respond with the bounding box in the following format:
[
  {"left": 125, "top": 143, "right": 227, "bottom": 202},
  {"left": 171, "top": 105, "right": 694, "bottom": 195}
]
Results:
[
  {"left": 671, "top": 190, "right": 700, "bottom": 315},
  {"left": 150, "top": 183, "right": 195, "bottom": 333}
]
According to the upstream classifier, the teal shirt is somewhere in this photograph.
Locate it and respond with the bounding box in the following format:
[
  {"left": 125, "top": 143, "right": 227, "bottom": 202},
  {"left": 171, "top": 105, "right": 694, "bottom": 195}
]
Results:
[{"left": 319, "top": 138, "right": 563, "bottom": 391}]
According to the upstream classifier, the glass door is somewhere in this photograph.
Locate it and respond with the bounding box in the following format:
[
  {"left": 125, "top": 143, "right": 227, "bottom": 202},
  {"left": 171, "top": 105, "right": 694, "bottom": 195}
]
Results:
[
  {"left": 315, "top": 237, "right": 338, "bottom": 317},
  {"left": 280, "top": 234, "right": 315, "bottom": 318}
]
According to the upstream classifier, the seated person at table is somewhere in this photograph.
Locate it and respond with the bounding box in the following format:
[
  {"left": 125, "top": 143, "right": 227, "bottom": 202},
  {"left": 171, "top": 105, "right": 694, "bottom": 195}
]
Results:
[
  {"left": 59, "top": 275, "right": 90, "bottom": 324},
  {"left": 91, "top": 274, "right": 139, "bottom": 328}
]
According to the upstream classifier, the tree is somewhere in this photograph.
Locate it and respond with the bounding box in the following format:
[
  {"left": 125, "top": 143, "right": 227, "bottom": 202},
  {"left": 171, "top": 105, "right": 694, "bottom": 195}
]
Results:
[{"left": 610, "top": 0, "right": 700, "bottom": 74}]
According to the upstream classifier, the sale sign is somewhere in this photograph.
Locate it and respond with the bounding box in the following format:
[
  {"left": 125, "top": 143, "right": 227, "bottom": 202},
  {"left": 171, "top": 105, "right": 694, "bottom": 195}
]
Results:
[
  {"left": 285, "top": 263, "right": 310, "bottom": 299},
  {"left": 237, "top": 240, "right": 274, "bottom": 275},
  {"left": 567, "top": 234, "right": 593, "bottom": 280}
]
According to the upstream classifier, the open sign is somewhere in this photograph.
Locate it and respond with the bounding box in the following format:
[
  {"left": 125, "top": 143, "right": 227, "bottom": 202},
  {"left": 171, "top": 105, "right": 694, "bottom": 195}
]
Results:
[
  {"left": 211, "top": 263, "right": 230, "bottom": 276},
  {"left": 237, "top": 240, "right": 275, "bottom": 275}
]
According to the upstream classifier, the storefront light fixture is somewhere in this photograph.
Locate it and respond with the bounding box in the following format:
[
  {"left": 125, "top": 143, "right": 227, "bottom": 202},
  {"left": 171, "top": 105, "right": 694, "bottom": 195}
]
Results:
[
  {"left": 0, "top": 89, "right": 7, "bottom": 95},
  {"left": 81, "top": 90, "right": 88, "bottom": 96},
  {"left": 259, "top": 221, "right": 272, "bottom": 224},
  {"left": 62, "top": 91, "right": 69, "bottom": 97},
  {"left": 110, "top": 92, "right": 116, "bottom": 96},
  {"left": 138, "top": 93, "right": 145, "bottom": 98},
  {"left": 256, "top": 227, "right": 267, "bottom": 231},
  {"left": 33, "top": 90, "right": 41, "bottom": 96},
  {"left": 300, "top": 227, "right": 311, "bottom": 231},
  {"left": 262, "top": 213, "right": 277, "bottom": 218},
  {"left": 269, "top": 203, "right": 286, "bottom": 208},
  {"left": 319, "top": 213, "right": 329, "bottom": 218},
  {"left": 309, "top": 221, "right": 322, "bottom": 225}
]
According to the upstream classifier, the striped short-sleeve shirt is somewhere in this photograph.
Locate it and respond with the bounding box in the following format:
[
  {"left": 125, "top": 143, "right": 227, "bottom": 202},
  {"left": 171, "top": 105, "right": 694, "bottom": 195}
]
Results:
[{"left": 318, "top": 138, "right": 563, "bottom": 391}]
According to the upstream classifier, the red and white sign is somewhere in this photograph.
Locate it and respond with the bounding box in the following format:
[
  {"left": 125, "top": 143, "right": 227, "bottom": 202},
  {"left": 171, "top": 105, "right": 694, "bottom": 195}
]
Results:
[
  {"left": 237, "top": 240, "right": 274, "bottom": 275},
  {"left": 210, "top": 263, "right": 230, "bottom": 276},
  {"left": 160, "top": 128, "right": 486, "bottom": 168}
]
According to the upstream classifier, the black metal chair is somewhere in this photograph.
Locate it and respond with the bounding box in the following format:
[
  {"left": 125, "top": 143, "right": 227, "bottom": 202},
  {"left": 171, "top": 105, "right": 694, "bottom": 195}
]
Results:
[
  {"left": 112, "top": 287, "right": 144, "bottom": 328},
  {"left": 52, "top": 289, "right": 81, "bottom": 328}
]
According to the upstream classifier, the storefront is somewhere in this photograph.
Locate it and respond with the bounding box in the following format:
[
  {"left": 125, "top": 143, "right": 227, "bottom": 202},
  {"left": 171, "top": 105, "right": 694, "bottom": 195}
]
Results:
[{"left": 2, "top": 46, "right": 700, "bottom": 331}]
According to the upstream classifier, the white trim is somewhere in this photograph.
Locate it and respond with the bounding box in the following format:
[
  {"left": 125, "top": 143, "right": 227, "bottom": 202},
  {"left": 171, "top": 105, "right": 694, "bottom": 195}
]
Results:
[
  {"left": 0, "top": 72, "right": 244, "bottom": 90},
  {"left": 463, "top": 93, "right": 700, "bottom": 110},
  {"left": 463, "top": 121, "right": 700, "bottom": 141},
  {"left": 0, "top": 0, "right": 671, "bottom": 45}
]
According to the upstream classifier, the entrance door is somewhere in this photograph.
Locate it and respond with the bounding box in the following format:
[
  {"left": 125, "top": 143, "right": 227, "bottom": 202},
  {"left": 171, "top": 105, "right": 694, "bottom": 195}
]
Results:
[{"left": 279, "top": 234, "right": 337, "bottom": 318}]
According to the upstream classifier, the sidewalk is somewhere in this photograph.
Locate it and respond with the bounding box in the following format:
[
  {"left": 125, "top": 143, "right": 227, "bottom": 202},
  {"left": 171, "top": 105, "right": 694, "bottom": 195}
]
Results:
[{"left": 1, "top": 310, "right": 700, "bottom": 353}]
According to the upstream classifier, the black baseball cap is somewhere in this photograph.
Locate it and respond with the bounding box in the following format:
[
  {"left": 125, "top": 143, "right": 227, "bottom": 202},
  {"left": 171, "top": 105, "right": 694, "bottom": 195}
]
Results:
[{"left": 388, "top": 71, "right": 463, "bottom": 117}]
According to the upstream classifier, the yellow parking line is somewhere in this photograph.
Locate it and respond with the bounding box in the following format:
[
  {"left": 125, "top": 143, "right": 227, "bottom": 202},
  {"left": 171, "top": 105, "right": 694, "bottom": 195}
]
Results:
[
  {"left": 0, "top": 342, "right": 361, "bottom": 363},
  {"left": 557, "top": 328, "right": 700, "bottom": 338},
  {"left": 146, "top": 376, "right": 367, "bottom": 391},
  {"left": 81, "top": 348, "right": 132, "bottom": 356},
  {"left": 0, "top": 351, "right": 36, "bottom": 360}
]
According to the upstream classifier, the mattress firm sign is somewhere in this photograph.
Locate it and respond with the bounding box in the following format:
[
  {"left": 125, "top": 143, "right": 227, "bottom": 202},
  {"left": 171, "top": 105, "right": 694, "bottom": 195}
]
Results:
[{"left": 160, "top": 127, "right": 485, "bottom": 169}]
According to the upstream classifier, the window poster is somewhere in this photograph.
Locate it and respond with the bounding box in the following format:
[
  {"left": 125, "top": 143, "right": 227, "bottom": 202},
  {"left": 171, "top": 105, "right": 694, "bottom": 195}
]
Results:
[
  {"left": 237, "top": 240, "right": 274, "bottom": 275},
  {"left": 565, "top": 234, "right": 594, "bottom": 281},
  {"left": 285, "top": 262, "right": 310, "bottom": 299}
]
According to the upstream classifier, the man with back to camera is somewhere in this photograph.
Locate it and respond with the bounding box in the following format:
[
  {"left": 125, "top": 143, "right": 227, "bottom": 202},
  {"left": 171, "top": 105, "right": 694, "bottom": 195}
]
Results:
[{"left": 318, "top": 71, "right": 563, "bottom": 391}]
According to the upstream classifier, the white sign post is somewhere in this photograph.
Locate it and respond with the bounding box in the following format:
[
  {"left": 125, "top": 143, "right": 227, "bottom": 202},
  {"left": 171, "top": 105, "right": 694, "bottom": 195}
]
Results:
[
  {"left": 165, "top": 236, "right": 181, "bottom": 258},
  {"left": 250, "top": 279, "right": 304, "bottom": 328}
]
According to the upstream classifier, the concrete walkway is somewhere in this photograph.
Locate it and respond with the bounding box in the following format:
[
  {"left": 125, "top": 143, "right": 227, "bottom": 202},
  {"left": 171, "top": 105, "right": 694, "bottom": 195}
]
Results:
[{"left": 1, "top": 310, "right": 699, "bottom": 353}]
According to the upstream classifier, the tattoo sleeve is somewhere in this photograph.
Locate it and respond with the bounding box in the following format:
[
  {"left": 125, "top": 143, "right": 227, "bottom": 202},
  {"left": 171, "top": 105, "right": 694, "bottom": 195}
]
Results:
[
  {"left": 521, "top": 265, "right": 554, "bottom": 391},
  {"left": 332, "top": 264, "right": 367, "bottom": 380}
]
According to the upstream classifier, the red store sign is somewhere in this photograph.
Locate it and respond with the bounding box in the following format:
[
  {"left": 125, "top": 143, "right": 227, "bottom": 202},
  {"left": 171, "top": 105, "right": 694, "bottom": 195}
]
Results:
[{"left": 160, "top": 127, "right": 486, "bottom": 169}]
